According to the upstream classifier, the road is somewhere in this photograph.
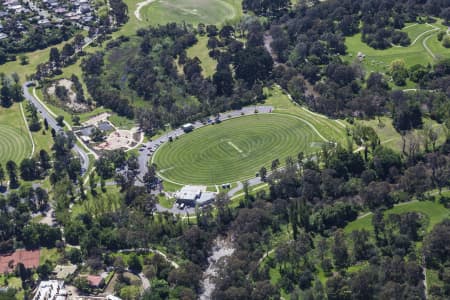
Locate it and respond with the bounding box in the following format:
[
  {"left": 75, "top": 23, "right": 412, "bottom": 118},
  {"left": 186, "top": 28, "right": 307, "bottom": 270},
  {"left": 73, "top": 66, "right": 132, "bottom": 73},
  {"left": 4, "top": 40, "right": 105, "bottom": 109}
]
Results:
[{"left": 22, "top": 82, "right": 90, "bottom": 174}]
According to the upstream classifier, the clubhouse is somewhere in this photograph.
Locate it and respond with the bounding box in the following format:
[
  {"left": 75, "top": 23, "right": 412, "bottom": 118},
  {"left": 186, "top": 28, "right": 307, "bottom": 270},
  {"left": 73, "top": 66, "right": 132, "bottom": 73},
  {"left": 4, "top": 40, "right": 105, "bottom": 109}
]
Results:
[{"left": 175, "top": 185, "right": 216, "bottom": 206}]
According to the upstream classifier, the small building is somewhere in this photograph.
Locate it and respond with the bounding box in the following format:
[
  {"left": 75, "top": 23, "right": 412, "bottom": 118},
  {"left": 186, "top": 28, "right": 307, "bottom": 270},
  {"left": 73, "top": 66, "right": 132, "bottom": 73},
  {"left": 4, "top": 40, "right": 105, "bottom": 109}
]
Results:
[
  {"left": 87, "top": 275, "right": 104, "bottom": 288},
  {"left": 53, "top": 264, "right": 77, "bottom": 280},
  {"left": 78, "top": 125, "right": 95, "bottom": 136},
  {"left": 181, "top": 123, "right": 194, "bottom": 133},
  {"left": 80, "top": 135, "right": 91, "bottom": 144},
  {"left": 175, "top": 185, "right": 215, "bottom": 206},
  {"left": 98, "top": 121, "right": 114, "bottom": 132},
  {"left": 197, "top": 192, "right": 216, "bottom": 206},
  {"left": 33, "top": 280, "right": 67, "bottom": 300}
]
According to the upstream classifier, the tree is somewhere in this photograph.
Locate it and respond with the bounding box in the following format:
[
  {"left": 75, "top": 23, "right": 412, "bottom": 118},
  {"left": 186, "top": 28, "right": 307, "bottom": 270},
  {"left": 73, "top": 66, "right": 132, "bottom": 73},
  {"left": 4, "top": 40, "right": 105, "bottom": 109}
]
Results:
[
  {"left": 401, "top": 163, "right": 431, "bottom": 197},
  {"left": 0, "top": 85, "right": 12, "bottom": 107},
  {"left": 20, "top": 158, "right": 38, "bottom": 181},
  {"left": 234, "top": 46, "right": 273, "bottom": 86},
  {"left": 443, "top": 36, "right": 450, "bottom": 48},
  {"left": 424, "top": 220, "right": 450, "bottom": 268},
  {"left": 361, "top": 181, "right": 393, "bottom": 210},
  {"left": 128, "top": 253, "right": 142, "bottom": 273},
  {"left": 332, "top": 230, "right": 349, "bottom": 269},
  {"left": 326, "top": 275, "right": 351, "bottom": 300},
  {"left": 49, "top": 47, "right": 60, "bottom": 67},
  {"left": 89, "top": 174, "right": 97, "bottom": 195},
  {"left": 213, "top": 66, "right": 234, "bottom": 96},
  {"left": 6, "top": 160, "right": 19, "bottom": 188},
  {"left": 19, "top": 55, "right": 28, "bottom": 65},
  {"left": 0, "top": 164, "right": 4, "bottom": 187},
  {"left": 72, "top": 115, "right": 81, "bottom": 126},
  {"left": 120, "top": 286, "right": 141, "bottom": 300},
  {"left": 55, "top": 85, "right": 68, "bottom": 102},
  {"left": 39, "top": 150, "right": 52, "bottom": 170},
  {"left": 109, "top": 0, "right": 129, "bottom": 25},
  {"left": 259, "top": 166, "right": 267, "bottom": 181},
  {"left": 56, "top": 115, "right": 64, "bottom": 127},
  {"left": 91, "top": 127, "right": 105, "bottom": 142},
  {"left": 350, "top": 229, "right": 372, "bottom": 261},
  {"left": 37, "top": 260, "right": 53, "bottom": 279},
  {"left": 390, "top": 59, "right": 408, "bottom": 86},
  {"left": 66, "top": 248, "right": 82, "bottom": 265}
]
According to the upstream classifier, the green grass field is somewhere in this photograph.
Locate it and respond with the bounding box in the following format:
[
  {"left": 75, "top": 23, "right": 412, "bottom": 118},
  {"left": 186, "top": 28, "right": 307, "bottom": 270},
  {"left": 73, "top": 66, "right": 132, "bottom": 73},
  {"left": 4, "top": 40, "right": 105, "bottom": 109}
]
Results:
[
  {"left": 153, "top": 113, "right": 325, "bottom": 185},
  {"left": 187, "top": 35, "right": 217, "bottom": 77},
  {"left": 345, "top": 200, "right": 450, "bottom": 234},
  {"left": 0, "top": 104, "right": 33, "bottom": 166},
  {"left": 71, "top": 185, "right": 122, "bottom": 218},
  {"left": 139, "top": 0, "right": 242, "bottom": 26},
  {"left": 357, "top": 116, "right": 446, "bottom": 152},
  {"left": 343, "top": 21, "right": 449, "bottom": 83},
  {"left": 264, "top": 86, "right": 348, "bottom": 143}
]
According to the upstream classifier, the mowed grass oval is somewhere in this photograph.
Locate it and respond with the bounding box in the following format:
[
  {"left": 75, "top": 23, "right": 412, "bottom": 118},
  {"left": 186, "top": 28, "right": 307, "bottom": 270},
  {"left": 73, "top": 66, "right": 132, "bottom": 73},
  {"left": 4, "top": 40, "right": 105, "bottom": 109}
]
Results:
[
  {"left": 153, "top": 114, "right": 324, "bottom": 185},
  {"left": 142, "top": 0, "right": 238, "bottom": 26}
]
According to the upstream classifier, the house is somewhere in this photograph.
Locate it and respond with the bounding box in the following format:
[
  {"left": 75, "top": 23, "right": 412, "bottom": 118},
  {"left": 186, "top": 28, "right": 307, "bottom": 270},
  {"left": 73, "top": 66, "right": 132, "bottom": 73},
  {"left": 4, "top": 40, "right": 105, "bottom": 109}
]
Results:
[{"left": 87, "top": 275, "right": 105, "bottom": 288}]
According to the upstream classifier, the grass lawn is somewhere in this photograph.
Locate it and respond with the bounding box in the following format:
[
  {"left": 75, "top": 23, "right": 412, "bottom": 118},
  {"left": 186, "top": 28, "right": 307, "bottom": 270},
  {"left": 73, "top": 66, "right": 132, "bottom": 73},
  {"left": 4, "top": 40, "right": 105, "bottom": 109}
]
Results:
[
  {"left": 71, "top": 185, "right": 123, "bottom": 218},
  {"left": 158, "top": 194, "right": 175, "bottom": 209},
  {"left": 356, "top": 116, "right": 445, "bottom": 152},
  {"left": 344, "top": 200, "right": 450, "bottom": 234},
  {"left": 343, "top": 20, "right": 449, "bottom": 82},
  {"left": 108, "top": 114, "right": 137, "bottom": 130},
  {"left": 0, "top": 32, "right": 86, "bottom": 83},
  {"left": 161, "top": 180, "right": 183, "bottom": 192},
  {"left": 40, "top": 247, "right": 61, "bottom": 265},
  {"left": 187, "top": 35, "right": 217, "bottom": 78},
  {"left": 0, "top": 104, "right": 33, "bottom": 165},
  {"left": 153, "top": 113, "right": 324, "bottom": 185},
  {"left": 140, "top": 0, "right": 242, "bottom": 26},
  {"left": 264, "top": 86, "right": 348, "bottom": 144},
  {"left": 230, "top": 183, "right": 269, "bottom": 207}
]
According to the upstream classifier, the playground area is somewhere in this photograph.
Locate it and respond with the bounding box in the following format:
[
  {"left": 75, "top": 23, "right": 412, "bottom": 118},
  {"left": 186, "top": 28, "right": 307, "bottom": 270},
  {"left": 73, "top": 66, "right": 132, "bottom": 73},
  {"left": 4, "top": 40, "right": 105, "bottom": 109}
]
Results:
[
  {"left": 94, "top": 128, "right": 142, "bottom": 151},
  {"left": 78, "top": 113, "right": 143, "bottom": 151}
]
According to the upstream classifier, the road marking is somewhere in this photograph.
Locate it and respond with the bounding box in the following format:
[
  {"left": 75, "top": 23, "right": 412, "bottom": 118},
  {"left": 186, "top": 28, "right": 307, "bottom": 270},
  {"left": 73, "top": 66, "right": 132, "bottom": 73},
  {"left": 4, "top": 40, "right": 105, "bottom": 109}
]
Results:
[{"left": 227, "top": 141, "right": 243, "bottom": 153}]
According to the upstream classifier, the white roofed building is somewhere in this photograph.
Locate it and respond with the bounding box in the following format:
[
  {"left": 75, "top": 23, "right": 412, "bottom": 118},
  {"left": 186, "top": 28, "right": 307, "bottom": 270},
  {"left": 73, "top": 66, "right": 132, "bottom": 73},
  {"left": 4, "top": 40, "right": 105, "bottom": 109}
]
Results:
[{"left": 33, "top": 280, "right": 67, "bottom": 300}]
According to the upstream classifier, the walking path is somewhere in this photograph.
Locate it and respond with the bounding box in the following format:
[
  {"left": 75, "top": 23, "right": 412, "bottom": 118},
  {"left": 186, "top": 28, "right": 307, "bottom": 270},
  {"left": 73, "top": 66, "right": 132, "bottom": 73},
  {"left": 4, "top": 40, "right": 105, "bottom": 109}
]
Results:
[
  {"left": 423, "top": 34, "right": 436, "bottom": 59},
  {"left": 19, "top": 102, "right": 35, "bottom": 158},
  {"left": 411, "top": 23, "right": 439, "bottom": 46},
  {"left": 118, "top": 248, "right": 179, "bottom": 269},
  {"left": 135, "top": 0, "right": 156, "bottom": 21}
]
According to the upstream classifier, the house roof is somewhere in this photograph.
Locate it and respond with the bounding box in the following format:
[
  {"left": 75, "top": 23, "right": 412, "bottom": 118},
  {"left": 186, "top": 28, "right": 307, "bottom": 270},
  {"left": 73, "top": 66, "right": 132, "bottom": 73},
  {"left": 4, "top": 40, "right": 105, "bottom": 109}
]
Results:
[{"left": 87, "top": 275, "right": 103, "bottom": 287}]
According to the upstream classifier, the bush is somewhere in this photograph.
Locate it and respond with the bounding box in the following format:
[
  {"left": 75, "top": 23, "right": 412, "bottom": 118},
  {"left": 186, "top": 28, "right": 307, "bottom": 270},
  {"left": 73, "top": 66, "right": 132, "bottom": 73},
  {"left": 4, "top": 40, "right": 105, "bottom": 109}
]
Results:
[{"left": 442, "top": 36, "right": 450, "bottom": 48}]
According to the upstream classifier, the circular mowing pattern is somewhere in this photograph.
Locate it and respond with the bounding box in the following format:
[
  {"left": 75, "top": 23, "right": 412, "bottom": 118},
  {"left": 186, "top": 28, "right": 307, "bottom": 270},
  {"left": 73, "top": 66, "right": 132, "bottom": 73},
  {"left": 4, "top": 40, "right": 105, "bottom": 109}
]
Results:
[
  {"left": 0, "top": 125, "right": 31, "bottom": 165},
  {"left": 153, "top": 114, "right": 324, "bottom": 185}
]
